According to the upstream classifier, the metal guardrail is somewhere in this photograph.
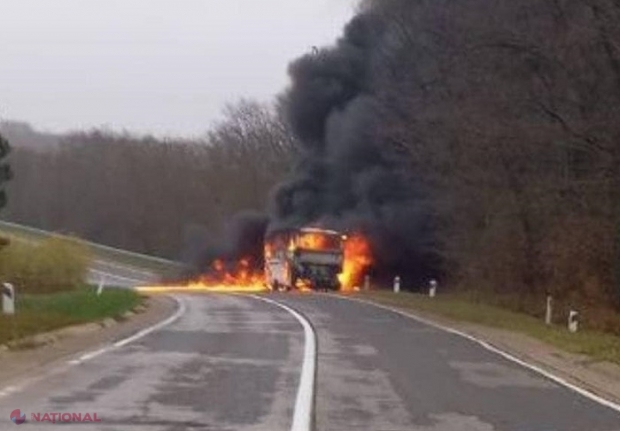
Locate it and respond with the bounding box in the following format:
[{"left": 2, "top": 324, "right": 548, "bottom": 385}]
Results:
[{"left": 0, "top": 219, "right": 183, "bottom": 272}]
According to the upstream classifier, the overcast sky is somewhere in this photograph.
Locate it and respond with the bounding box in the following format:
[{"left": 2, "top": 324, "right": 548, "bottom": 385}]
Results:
[{"left": 0, "top": 0, "right": 357, "bottom": 137}]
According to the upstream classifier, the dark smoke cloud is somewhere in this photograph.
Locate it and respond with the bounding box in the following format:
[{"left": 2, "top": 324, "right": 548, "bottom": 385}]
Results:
[
  {"left": 188, "top": 8, "right": 440, "bottom": 287},
  {"left": 285, "top": 15, "right": 384, "bottom": 145},
  {"left": 185, "top": 211, "right": 269, "bottom": 279},
  {"left": 270, "top": 12, "right": 439, "bottom": 285}
]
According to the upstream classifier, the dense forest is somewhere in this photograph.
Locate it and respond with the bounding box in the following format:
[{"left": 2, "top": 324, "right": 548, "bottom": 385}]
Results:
[{"left": 2, "top": 0, "right": 620, "bottom": 329}]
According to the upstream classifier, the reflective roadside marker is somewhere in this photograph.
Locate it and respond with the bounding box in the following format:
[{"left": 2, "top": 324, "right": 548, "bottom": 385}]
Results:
[
  {"left": 545, "top": 296, "right": 553, "bottom": 325},
  {"left": 568, "top": 310, "right": 579, "bottom": 333},
  {"left": 394, "top": 276, "right": 401, "bottom": 293},
  {"left": 2, "top": 282, "right": 15, "bottom": 315},
  {"left": 429, "top": 279, "right": 437, "bottom": 298},
  {"left": 97, "top": 276, "right": 106, "bottom": 296}
]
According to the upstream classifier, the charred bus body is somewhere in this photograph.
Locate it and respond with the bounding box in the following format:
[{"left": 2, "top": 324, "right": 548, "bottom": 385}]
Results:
[{"left": 264, "top": 227, "right": 345, "bottom": 291}]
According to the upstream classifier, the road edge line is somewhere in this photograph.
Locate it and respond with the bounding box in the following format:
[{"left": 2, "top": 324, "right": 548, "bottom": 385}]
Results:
[
  {"left": 250, "top": 295, "right": 317, "bottom": 431},
  {"left": 68, "top": 294, "right": 186, "bottom": 364},
  {"left": 330, "top": 293, "right": 620, "bottom": 415},
  {"left": 0, "top": 295, "right": 185, "bottom": 399}
]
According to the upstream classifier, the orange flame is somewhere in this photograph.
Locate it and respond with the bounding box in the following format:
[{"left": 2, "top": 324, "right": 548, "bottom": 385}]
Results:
[
  {"left": 139, "top": 231, "right": 374, "bottom": 294},
  {"left": 297, "top": 232, "right": 336, "bottom": 250},
  {"left": 138, "top": 257, "right": 267, "bottom": 294},
  {"left": 338, "top": 234, "right": 373, "bottom": 291}
]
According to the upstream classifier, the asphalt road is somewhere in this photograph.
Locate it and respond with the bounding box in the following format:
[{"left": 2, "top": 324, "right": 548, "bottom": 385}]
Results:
[
  {"left": 273, "top": 294, "right": 620, "bottom": 431},
  {"left": 0, "top": 294, "right": 304, "bottom": 430},
  {"left": 88, "top": 259, "right": 159, "bottom": 287},
  {"left": 1, "top": 292, "right": 620, "bottom": 430}
]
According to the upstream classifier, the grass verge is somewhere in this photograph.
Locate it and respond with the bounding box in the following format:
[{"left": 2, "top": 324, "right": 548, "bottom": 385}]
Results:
[
  {"left": 0, "top": 220, "right": 182, "bottom": 277},
  {"left": 354, "top": 291, "right": 620, "bottom": 365},
  {"left": 0, "top": 288, "right": 143, "bottom": 346}
]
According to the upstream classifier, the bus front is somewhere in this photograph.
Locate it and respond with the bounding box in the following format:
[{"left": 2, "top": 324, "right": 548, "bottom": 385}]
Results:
[{"left": 292, "top": 228, "right": 344, "bottom": 291}]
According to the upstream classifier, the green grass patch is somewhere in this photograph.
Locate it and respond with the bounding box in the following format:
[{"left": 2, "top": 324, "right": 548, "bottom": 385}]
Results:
[
  {"left": 355, "top": 291, "right": 620, "bottom": 365},
  {"left": 0, "top": 288, "right": 143, "bottom": 346}
]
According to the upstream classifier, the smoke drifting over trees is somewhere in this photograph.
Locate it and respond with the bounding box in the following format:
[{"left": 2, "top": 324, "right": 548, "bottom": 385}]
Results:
[
  {"left": 4, "top": 0, "right": 620, "bottom": 328},
  {"left": 351, "top": 0, "right": 620, "bottom": 321},
  {"left": 190, "top": 0, "right": 620, "bottom": 325},
  {"left": 192, "top": 8, "right": 441, "bottom": 284},
  {"left": 270, "top": 11, "right": 439, "bottom": 284}
]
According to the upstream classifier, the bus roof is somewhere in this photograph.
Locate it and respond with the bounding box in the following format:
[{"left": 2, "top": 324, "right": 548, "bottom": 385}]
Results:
[
  {"left": 265, "top": 227, "right": 341, "bottom": 239},
  {"left": 299, "top": 227, "right": 341, "bottom": 236}
]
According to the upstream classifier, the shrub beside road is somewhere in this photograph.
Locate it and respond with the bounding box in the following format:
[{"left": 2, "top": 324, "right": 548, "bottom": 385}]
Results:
[
  {"left": 0, "top": 235, "right": 145, "bottom": 348},
  {"left": 0, "top": 220, "right": 182, "bottom": 278},
  {"left": 0, "top": 236, "right": 90, "bottom": 294}
]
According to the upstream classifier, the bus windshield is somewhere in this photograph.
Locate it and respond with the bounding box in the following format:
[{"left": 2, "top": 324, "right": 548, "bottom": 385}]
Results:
[{"left": 296, "top": 232, "right": 342, "bottom": 251}]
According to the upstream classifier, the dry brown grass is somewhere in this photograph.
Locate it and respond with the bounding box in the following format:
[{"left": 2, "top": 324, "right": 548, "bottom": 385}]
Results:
[{"left": 0, "top": 236, "right": 90, "bottom": 294}]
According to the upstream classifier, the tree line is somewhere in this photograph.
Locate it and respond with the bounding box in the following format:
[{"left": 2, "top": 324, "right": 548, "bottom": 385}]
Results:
[
  {"left": 358, "top": 0, "right": 620, "bottom": 327},
  {"left": 2, "top": 101, "right": 297, "bottom": 259}
]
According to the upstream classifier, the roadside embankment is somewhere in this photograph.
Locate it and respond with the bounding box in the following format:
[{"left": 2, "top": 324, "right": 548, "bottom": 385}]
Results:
[
  {"left": 0, "top": 288, "right": 142, "bottom": 348},
  {"left": 353, "top": 290, "right": 620, "bottom": 404},
  {"left": 0, "top": 293, "right": 177, "bottom": 387}
]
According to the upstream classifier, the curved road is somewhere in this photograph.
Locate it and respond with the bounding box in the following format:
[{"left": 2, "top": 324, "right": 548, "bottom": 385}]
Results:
[
  {"left": 276, "top": 294, "right": 620, "bottom": 431},
  {"left": 1, "top": 293, "right": 620, "bottom": 430},
  {"left": 88, "top": 260, "right": 160, "bottom": 287},
  {"left": 1, "top": 294, "right": 305, "bottom": 430}
]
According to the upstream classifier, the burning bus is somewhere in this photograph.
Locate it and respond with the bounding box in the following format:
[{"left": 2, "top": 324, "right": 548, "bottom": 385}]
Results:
[
  {"left": 264, "top": 227, "right": 345, "bottom": 291},
  {"left": 136, "top": 228, "right": 372, "bottom": 294}
]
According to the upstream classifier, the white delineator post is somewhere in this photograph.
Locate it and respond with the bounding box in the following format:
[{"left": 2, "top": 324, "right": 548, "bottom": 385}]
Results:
[
  {"left": 2, "top": 282, "right": 15, "bottom": 315},
  {"left": 364, "top": 275, "right": 370, "bottom": 291},
  {"left": 393, "top": 276, "right": 401, "bottom": 293},
  {"left": 429, "top": 279, "right": 437, "bottom": 298},
  {"left": 97, "top": 275, "right": 106, "bottom": 296},
  {"left": 545, "top": 296, "right": 553, "bottom": 325},
  {"left": 568, "top": 310, "right": 579, "bottom": 333}
]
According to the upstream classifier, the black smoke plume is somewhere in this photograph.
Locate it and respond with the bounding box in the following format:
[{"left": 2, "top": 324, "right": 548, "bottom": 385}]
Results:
[
  {"left": 188, "top": 7, "right": 440, "bottom": 288},
  {"left": 184, "top": 211, "right": 269, "bottom": 281}
]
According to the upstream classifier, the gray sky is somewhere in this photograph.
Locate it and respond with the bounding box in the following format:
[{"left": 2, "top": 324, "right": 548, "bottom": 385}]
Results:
[{"left": 0, "top": 0, "right": 357, "bottom": 137}]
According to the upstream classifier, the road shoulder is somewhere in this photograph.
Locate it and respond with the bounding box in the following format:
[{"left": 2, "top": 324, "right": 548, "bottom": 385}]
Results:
[
  {"left": 0, "top": 294, "right": 177, "bottom": 388},
  {"left": 346, "top": 292, "right": 620, "bottom": 406}
]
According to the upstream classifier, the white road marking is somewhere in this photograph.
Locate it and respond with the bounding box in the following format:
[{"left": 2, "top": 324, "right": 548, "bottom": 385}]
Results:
[
  {"left": 93, "top": 259, "right": 156, "bottom": 278},
  {"left": 88, "top": 269, "right": 147, "bottom": 286},
  {"left": 68, "top": 295, "right": 186, "bottom": 364},
  {"left": 250, "top": 295, "right": 317, "bottom": 431},
  {"left": 0, "top": 386, "right": 18, "bottom": 397},
  {"left": 333, "top": 294, "right": 620, "bottom": 414},
  {"left": 0, "top": 296, "right": 185, "bottom": 399}
]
